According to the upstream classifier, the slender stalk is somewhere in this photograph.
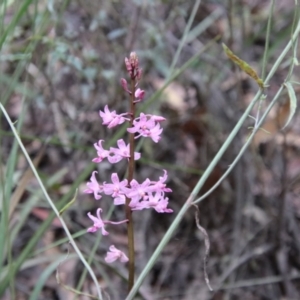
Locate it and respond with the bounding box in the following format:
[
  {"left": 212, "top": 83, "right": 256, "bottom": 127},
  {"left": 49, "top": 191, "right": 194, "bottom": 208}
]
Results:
[{"left": 126, "top": 77, "right": 136, "bottom": 291}]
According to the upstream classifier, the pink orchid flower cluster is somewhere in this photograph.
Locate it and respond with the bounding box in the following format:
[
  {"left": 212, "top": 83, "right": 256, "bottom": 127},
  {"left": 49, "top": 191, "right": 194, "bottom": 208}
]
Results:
[{"left": 84, "top": 52, "right": 172, "bottom": 264}]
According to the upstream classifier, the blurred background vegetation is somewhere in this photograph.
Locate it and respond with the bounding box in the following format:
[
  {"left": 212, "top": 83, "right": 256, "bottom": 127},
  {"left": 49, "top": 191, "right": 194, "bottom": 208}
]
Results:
[{"left": 1, "top": 0, "right": 300, "bottom": 299}]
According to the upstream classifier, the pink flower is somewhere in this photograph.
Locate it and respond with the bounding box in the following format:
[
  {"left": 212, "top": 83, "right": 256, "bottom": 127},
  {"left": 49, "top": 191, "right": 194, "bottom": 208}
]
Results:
[
  {"left": 131, "top": 192, "right": 173, "bottom": 213},
  {"left": 149, "top": 170, "right": 172, "bottom": 193},
  {"left": 92, "top": 140, "right": 110, "bottom": 163},
  {"left": 134, "top": 88, "right": 145, "bottom": 102},
  {"left": 113, "top": 194, "right": 126, "bottom": 205},
  {"left": 147, "top": 193, "right": 173, "bottom": 213},
  {"left": 87, "top": 208, "right": 109, "bottom": 235},
  {"left": 84, "top": 171, "right": 103, "bottom": 200},
  {"left": 105, "top": 245, "right": 129, "bottom": 263},
  {"left": 147, "top": 123, "right": 163, "bottom": 143},
  {"left": 126, "top": 178, "right": 152, "bottom": 206},
  {"left": 87, "top": 208, "right": 128, "bottom": 235},
  {"left": 99, "top": 105, "right": 129, "bottom": 128},
  {"left": 127, "top": 113, "right": 164, "bottom": 143},
  {"left": 150, "top": 115, "right": 166, "bottom": 122},
  {"left": 127, "top": 113, "right": 154, "bottom": 134},
  {"left": 103, "top": 173, "right": 128, "bottom": 198},
  {"left": 108, "top": 139, "right": 141, "bottom": 163}
]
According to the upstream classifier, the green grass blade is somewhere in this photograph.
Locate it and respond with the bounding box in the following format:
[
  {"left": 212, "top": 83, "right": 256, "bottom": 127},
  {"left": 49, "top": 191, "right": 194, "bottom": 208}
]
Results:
[{"left": 0, "top": 0, "right": 34, "bottom": 50}]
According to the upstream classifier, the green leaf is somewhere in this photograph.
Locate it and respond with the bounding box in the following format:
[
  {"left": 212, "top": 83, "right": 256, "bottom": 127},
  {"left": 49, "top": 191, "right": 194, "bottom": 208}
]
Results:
[
  {"left": 283, "top": 82, "right": 297, "bottom": 129},
  {"left": 59, "top": 188, "right": 78, "bottom": 215}
]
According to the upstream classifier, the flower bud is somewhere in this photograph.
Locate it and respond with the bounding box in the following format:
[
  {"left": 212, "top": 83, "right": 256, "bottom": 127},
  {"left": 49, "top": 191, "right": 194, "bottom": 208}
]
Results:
[
  {"left": 121, "top": 78, "right": 130, "bottom": 93},
  {"left": 125, "top": 52, "right": 140, "bottom": 79},
  {"left": 129, "top": 52, "right": 139, "bottom": 70},
  {"left": 135, "top": 88, "right": 145, "bottom": 101},
  {"left": 125, "top": 57, "right": 132, "bottom": 73}
]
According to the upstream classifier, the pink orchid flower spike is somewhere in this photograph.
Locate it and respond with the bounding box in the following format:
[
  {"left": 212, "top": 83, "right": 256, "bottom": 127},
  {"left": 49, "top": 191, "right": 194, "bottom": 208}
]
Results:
[
  {"left": 84, "top": 52, "right": 173, "bottom": 272},
  {"left": 105, "top": 245, "right": 129, "bottom": 263}
]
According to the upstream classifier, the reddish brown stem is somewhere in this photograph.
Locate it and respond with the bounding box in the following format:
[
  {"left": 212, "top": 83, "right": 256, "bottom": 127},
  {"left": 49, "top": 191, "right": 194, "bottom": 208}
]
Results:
[{"left": 126, "top": 77, "right": 136, "bottom": 292}]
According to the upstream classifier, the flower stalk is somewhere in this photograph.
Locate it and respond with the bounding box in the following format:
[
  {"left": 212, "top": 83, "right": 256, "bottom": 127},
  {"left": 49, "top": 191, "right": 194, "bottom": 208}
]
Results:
[{"left": 126, "top": 74, "right": 137, "bottom": 291}]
